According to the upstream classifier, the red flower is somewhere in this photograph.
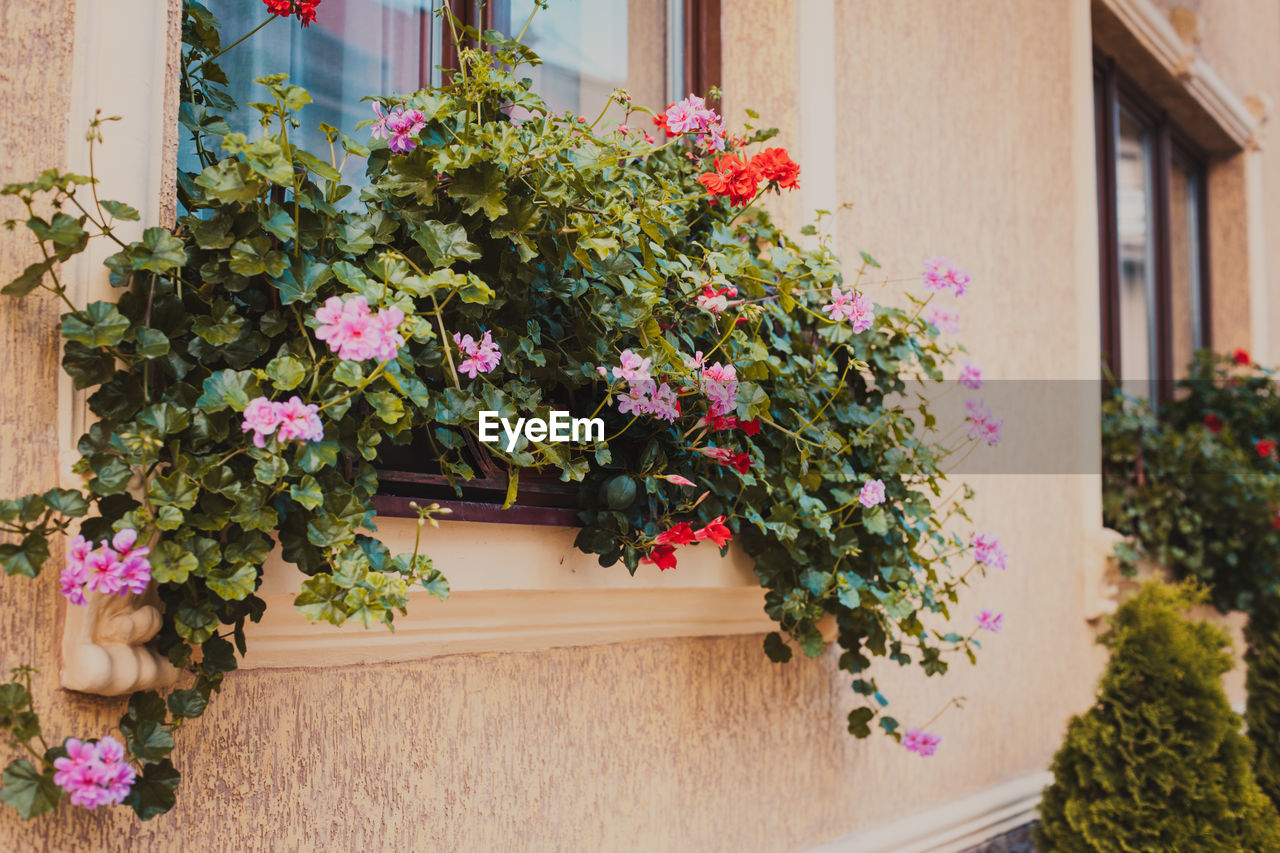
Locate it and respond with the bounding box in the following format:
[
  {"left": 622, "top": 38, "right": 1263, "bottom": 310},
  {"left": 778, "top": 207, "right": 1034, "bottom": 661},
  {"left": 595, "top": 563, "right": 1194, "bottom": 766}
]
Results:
[
  {"left": 264, "top": 0, "right": 292, "bottom": 13},
  {"left": 698, "top": 154, "right": 761, "bottom": 206},
  {"left": 737, "top": 419, "right": 761, "bottom": 436},
  {"left": 726, "top": 451, "right": 752, "bottom": 473},
  {"left": 655, "top": 522, "right": 698, "bottom": 546},
  {"left": 1258, "top": 439, "right": 1277, "bottom": 458},
  {"left": 750, "top": 147, "right": 800, "bottom": 189},
  {"left": 696, "top": 446, "right": 752, "bottom": 473},
  {"left": 264, "top": 0, "right": 321, "bottom": 26},
  {"left": 696, "top": 516, "right": 733, "bottom": 548},
  {"left": 1234, "top": 348, "right": 1252, "bottom": 366},
  {"left": 641, "top": 544, "right": 678, "bottom": 571},
  {"left": 1272, "top": 513, "right": 1280, "bottom": 531},
  {"left": 1203, "top": 414, "right": 1223, "bottom": 433},
  {"left": 701, "top": 414, "right": 738, "bottom": 432},
  {"left": 652, "top": 111, "right": 677, "bottom": 139}
]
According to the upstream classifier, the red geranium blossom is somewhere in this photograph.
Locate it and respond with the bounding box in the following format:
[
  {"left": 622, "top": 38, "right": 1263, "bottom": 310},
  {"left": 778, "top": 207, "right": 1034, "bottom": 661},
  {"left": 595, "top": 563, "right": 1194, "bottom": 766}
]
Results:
[
  {"left": 655, "top": 522, "right": 698, "bottom": 546},
  {"left": 696, "top": 516, "right": 733, "bottom": 548},
  {"left": 751, "top": 147, "right": 800, "bottom": 189},
  {"left": 1203, "top": 414, "right": 1223, "bottom": 433},
  {"left": 698, "top": 155, "right": 761, "bottom": 206},
  {"left": 1234, "top": 348, "right": 1251, "bottom": 366},
  {"left": 1258, "top": 438, "right": 1276, "bottom": 458},
  {"left": 737, "top": 418, "right": 761, "bottom": 436},
  {"left": 652, "top": 111, "right": 677, "bottom": 139},
  {"left": 641, "top": 544, "right": 678, "bottom": 571},
  {"left": 264, "top": 0, "right": 320, "bottom": 26}
]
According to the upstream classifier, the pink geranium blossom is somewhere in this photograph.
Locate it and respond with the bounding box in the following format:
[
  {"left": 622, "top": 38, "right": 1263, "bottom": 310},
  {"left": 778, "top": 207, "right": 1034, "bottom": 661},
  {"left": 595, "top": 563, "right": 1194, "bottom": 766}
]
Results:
[
  {"left": 611, "top": 349, "right": 653, "bottom": 383},
  {"left": 454, "top": 330, "right": 502, "bottom": 379},
  {"left": 959, "top": 362, "right": 984, "bottom": 390},
  {"left": 965, "top": 399, "right": 1004, "bottom": 446},
  {"left": 859, "top": 478, "right": 886, "bottom": 508},
  {"left": 696, "top": 284, "right": 737, "bottom": 315},
  {"left": 617, "top": 380, "right": 680, "bottom": 422},
  {"left": 976, "top": 610, "right": 1004, "bottom": 632},
  {"left": 53, "top": 736, "right": 135, "bottom": 809},
  {"left": 241, "top": 396, "right": 282, "bottom": 448},
  {"left": 823, "top": 287, "right": 875, "bottom": 333},
  {"left": 700, "top": 362, "right": 739, "bottom": 417},
  {"left": 922, "top": 257, "right": 971, "bottom": 296},
  {"left": 925, "top": 308, "right": 960, "bottom": 334},
  {"left": 274, "top": 396, "right": 324, "bottom": 442},
  {"left": 662, "top": 94, "right": 726, "bottom": 150},
  {"left": 371, "top": 103, "right": 427, "bottom": 154},
  {"left": 62, "top": 529, "right": 153, "bottom": 604},
  {"left": 902, "top": 728, "right": 942, "bottom": 757},
  {"left": 971, "top": 532, "right": 1008, "bottom": 571},
  {"left": 315, "top": 295, "right": 404, "bottom": 363}
]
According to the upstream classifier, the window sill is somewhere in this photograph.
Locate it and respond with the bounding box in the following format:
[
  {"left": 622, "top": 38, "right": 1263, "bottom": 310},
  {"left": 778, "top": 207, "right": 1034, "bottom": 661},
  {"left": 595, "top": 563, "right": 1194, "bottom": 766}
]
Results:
[{"left": 240, "top": 517, "right": 772, "bottom": 668}]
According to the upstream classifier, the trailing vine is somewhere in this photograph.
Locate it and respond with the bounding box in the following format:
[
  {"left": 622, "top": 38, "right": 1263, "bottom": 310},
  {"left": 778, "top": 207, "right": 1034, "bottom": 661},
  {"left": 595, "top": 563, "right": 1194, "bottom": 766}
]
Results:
[{"left": 0, "top": 1, "right": 1007, "bottom": 818}]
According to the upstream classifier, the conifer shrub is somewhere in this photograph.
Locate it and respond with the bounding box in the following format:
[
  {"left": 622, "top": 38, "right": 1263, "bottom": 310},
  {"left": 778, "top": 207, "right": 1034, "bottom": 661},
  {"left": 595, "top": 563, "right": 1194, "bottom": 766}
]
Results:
[
  {"left": 1037, "top": 581, "right": 1280, "bottom": 852},
  {"left": 1246, "top": 594, "right": 1280, "bottom": 810}
]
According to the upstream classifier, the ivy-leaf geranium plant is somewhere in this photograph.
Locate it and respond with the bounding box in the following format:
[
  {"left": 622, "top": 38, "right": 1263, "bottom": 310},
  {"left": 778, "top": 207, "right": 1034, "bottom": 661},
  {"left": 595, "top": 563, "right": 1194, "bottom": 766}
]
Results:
[{"left": 0, "top": 0, "right": 1008, "bottom": 819}]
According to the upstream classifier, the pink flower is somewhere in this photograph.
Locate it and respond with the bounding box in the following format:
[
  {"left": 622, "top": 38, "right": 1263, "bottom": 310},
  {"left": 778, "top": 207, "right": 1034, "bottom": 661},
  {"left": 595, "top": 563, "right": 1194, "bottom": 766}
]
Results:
[
  {"left": 60, "top": 564, "right": 88, "bottom": 606},
  {"left": 371, "top": 103, "right": 427, "bottom": 154},
  {"left": 664, "top": 474, "right": 696, "bottom": 487},
  {"left": 965, "top": 399, "right": 1004, "bottom": 446},
  {"left": 617, "top": 380, "right": 680, "bottom": 422},
  {"left": 824, "top": 287, "right": 876, "bottom": 333},
  {"left": 116, "top": 555, "right": 151, "bottom": 596},
  {"left": 859, "top": 478, "right": 886, "bottom": 508},
  {"left": 683, "top": 351, "right": 707, "bottom": 370},
  {"left": 976, "top": 610, "right": 1004, "bottom": 632},
  {"left": 242, "top": 396, "right": 282, "bottom": 448},
  {"left": 959, "top": 362, "right": 983, "bottom": 390},
  {"left": 695, "top": 284, "right": 737, "bottom": 315},
  {"left": 700, "top": 362, "right": 739, "bottom": 417},
  {"left": 274, "top": 396, "right": 324, "bottom": 442},
  {"left": 926, "top": 308, "right": 960, "bottom": 334},
  {"left": 83, "top": 546, "right": 122, "bottom": 596},
  {"left": 612, "top": 349, "right": 652, "bottom": 383},
  {"left": 53, "top": 736, "right": 135, "bottom": 809},
  {"left": 315, "top": 295, "right": 377, "bottom": 361},
  {"left": 453, "top": 330, "right": 502, "bottom": 379},
  {"left": 373, "top": 306, "right": 406, "bottom": 361},
  {"left": 922, "top": 257, "right": 971, "bottom": 296},
  {"left": 902, "top": 727, "right": 942, "bottom": 757},
  {"left": 971, "top": 532, "right": 1008, "bottom": 571}
]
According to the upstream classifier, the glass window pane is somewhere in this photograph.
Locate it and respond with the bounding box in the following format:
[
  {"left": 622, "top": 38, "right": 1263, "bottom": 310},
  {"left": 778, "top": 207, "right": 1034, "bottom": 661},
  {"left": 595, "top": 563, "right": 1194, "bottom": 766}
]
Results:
[
  {"left": 1169, "top": 150, "right": 1204, "bottom": 377},
  {"left": 194, "top": 0, "right": 435, "bottom": 187},
  {"left": 491, "top": 0, "right": 668, "bottom": 119},
  {"left": 1115, "top": 108, "right": 1158, "bottom": 401}
]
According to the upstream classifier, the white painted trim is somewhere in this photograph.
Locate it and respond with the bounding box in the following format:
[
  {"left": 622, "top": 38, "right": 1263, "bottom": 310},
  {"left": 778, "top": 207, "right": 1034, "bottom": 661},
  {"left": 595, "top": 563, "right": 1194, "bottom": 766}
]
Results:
[
  {"left": 240, "top": 519, "right": 774, "bottom": 668},
  {"left": 794, "top": 0, "right": 838, "bottom": 247},
  {"left": 808, "top": 772, "right": 1051, "bottom": 853},
  {"left": 1098, "top": 0, "right": 1260, "bottom": 150}
]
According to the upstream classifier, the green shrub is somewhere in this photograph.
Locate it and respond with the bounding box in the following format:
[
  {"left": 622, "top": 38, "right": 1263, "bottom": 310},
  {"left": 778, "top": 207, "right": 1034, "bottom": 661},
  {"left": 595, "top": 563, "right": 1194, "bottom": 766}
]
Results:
[
  {"left": 1246, "top": 594, "right": 1280, "bottom": 810},
  {"left": 1037, "top": 581, "right": 1280, "bottom": 852}
]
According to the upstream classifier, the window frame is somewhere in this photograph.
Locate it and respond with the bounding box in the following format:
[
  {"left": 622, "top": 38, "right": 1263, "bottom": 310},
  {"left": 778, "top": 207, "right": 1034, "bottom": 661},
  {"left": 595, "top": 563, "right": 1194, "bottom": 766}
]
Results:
[{"left": 1094, "top": 52, "right": 1212, "bottom": 403}]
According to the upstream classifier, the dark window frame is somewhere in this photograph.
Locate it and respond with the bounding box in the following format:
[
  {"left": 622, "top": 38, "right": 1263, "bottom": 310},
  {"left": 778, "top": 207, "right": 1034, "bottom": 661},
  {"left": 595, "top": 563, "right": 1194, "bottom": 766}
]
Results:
[
  {"left": 1094, "top": 52, "right": 1212, "bottom": 404},
  {"left": 373, "top": 1, "right": 722, "bottom": 524}
]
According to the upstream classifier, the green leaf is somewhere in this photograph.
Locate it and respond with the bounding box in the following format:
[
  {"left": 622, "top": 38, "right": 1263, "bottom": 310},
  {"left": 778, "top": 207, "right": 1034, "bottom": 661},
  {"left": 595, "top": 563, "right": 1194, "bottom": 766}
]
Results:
[
  {"left": 0, "top": 533, "right": 49, "bottom": 578},
  {"left": 42, "top": 487, "right": 88, "bottom": 518},
  {"left": 166, "top": 688, "right": 207, "bottom": 719},
  {"left": 61, "top": 301, "right": 131, "bottom": 348},
  {"left": 205, "top": 563, "right": 257, "bottom": 601},
  {"left": 149, "top": 472, "right": 199, "bottom": 510},
  {"left": 763, "top": 632, "right": 793, "bottom": 663},
  {"left": 412, "top": 220, "right": 482, "bottom": 268},
  {"left": 134, "top": 326, "right": 170, "bottom": 358},
  {"left": 0, "top": 759, "right": 60, "bottom": 819},
  {"left": 196, "top": 369, "right": 256, "bottom": 412},
  {"left": 2, "top": 259, "right": 52, "bottom": 297},
  {"left": 124, "top": 759, "right": 180, "bottom": 820},
  {"left": 129, "top": 227, "right": 187, "bottom": 273},
  {"left": 290, "top": 476, "right": 324, "bottom": 510},
  {"left": 101, "top": 199, "right": 140, "bottom": 221},
  {"left": 175, "top": 601, "right": 219, "bottom": 643},
  {"left": 229, "top": 237, "right": 287, "bottom": 278},
  {"left": 847, "top": 706, "right": 875, "bottom": 737},
  {"left": 448, "top": 163, "right": 508, "bottom": 219}
]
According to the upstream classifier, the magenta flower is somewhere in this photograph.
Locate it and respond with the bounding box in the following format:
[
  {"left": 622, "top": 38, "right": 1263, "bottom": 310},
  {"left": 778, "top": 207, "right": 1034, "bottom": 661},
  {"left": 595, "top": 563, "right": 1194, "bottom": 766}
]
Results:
[
  {"left": 612, "top": 349, "right": 653, "bottom": 383},
  {"left": 964, "top": 398, "right": 1004, "bottom": 446},
  {"left": 959, "top": 362, "right": 984, "bottom": 390},
  {"left": 454, "top": 330, "right": 502, "bottom": 379},
  {"left": 53, "top": 736, "right": 135, "bottom": 809},
  {"left": 971, "top": 532, "right": 1008, "bottom": 571},
  {"left": 922, "top": 257, "right": 971, "bottom": 296},
  {"left": 976, "top": 609, "right": 1004, "bottom": 632},
  {"left": 314, "top": 295, "right": 404, "bottom": 363},
  {"left": 242, "top": 396, "right": 282, "bottom": 449},
  {"left": 371, "top": 102, "right": 427, "bottom": 154},
  {"left": 60, "top": 564, "right": 88, "bottom": 606},
  {"left": 61, "top": 530, "right": 152, "bottom": 604},
  {"left": 274, "top": 396, "right": 324, "bottom": 442},
  {"left": 111, "top": 529, "right": 151, "bottom": 596},
  {"left": 859, "top": 478, "right": 886, "bottom": 508},
  {"left": 902, "top": 727, "right": 942, "bottom": 757},
  {"left": 926, "top": 308, "right": 960, "bottom": 334},
  {"left": 662, "top": 94, "right": 725, "bottom": 150},
  {"left": 83, "top": 546, "right": 122, "bottom": 596},
  {"left": 617, "top": 380, "right": 680, "bottom": 422},
  {"left": 822, "top": 287, "right": 875, "bottom": 333}
]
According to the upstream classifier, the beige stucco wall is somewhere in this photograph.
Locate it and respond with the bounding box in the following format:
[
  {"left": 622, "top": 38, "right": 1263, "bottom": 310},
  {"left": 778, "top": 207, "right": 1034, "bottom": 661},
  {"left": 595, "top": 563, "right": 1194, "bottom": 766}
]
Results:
[{"left": 0, "top": 1, "right": 1273, "bottom": 851}]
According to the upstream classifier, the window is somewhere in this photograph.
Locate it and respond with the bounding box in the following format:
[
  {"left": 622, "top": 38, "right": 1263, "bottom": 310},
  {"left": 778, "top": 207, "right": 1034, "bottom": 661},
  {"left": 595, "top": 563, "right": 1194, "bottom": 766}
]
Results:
[
  {"left": 188, "top": 1, "right": 720, "bottom": 521},
  {"left": 1095, "top": 55, "right": 1211, "bottom": 403}
]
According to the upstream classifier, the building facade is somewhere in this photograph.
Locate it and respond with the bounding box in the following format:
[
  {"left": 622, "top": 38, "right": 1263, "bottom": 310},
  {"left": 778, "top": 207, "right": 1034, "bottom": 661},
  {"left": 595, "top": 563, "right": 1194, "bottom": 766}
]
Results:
[{"left": 0, "top": 0, "right": 1276, "bottom": 849}]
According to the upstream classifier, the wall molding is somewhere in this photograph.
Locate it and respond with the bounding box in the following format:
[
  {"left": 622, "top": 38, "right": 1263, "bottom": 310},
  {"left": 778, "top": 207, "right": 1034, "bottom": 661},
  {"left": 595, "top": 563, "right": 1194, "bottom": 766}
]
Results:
[
  {"left": 808, "top": 772, "right": 1052, "bottom": 853},
  {"left": 1097, "top": 0, "right": 1262, "bottom": 151}
]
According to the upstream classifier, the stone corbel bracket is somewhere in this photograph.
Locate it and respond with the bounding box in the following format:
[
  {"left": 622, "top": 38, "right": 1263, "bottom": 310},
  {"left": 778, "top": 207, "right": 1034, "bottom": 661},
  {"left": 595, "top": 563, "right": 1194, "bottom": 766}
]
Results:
[{"left": 61, "top": 580, "right": 179, "bottom": 696}]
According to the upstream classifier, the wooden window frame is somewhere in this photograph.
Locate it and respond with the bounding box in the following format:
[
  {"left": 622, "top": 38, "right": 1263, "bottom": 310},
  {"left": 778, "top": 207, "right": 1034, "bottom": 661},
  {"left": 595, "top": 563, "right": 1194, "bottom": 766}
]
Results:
[
  {"left": 374, "top": 1, "right": 722, "bottom": 524},
  {"left": 1094, "top": 52, "right": 1211, "bottom": 404}
]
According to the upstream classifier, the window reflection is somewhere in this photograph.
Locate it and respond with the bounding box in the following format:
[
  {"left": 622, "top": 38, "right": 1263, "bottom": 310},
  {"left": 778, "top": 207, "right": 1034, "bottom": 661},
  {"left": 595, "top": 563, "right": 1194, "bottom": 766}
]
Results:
[
  {"left": 1115, "top": 108, "right": 1158, "bottom": 401},
  {"left": 491, "top": 0, "right": 668, "bottom": 120}
]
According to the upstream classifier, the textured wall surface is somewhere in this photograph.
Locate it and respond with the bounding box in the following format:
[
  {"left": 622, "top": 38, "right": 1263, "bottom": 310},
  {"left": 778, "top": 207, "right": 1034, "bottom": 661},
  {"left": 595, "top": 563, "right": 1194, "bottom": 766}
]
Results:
[{"left": 0, "top": 1, "right": 1273, "bottom": 851}]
